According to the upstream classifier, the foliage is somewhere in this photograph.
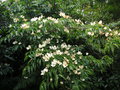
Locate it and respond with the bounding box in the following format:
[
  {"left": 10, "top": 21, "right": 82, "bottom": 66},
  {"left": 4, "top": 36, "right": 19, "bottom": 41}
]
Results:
[{"left": 0, "top": 0, "right": 120, "bottom": 90}]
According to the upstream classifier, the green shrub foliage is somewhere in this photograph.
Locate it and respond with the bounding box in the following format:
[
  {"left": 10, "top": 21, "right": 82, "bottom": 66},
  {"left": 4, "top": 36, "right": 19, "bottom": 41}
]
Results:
[
  {"left": 1, "top": 12, "right": 120, "bottom": 89},
  {"left": 0, "top": 0, "right": 120, "bottom": 90}
]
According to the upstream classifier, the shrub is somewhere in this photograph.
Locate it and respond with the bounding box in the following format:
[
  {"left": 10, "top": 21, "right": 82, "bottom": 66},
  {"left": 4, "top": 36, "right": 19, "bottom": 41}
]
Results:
[{"left": 1, "top": 12, "right": 120, "bottom": 90}]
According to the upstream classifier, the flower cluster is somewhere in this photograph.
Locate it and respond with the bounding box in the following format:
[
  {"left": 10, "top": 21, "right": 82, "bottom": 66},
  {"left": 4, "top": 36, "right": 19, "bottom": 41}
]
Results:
[
  {"left": 30, "top": 15, "right": 43, "bottom": 22},
  {"left": 59, "top": 12, "right": 71, "bottom": 18},
  {"left": 38, "top": 38, "right": 51, "bottom": 49},
  {"left": 47, "top": 17, "right": 59, "bottom": 23},
  {"left": 33, "top": 41, "right": 86, "bottom": 76},
  {"left": 41, "top": 67, "right": 48, "bottom": 75},
  {"left": 21, "top": 23, "right": 30, "bottom": 29}
]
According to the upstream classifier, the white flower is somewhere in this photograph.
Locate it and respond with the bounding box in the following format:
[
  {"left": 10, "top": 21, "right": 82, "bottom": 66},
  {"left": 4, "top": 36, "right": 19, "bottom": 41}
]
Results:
[
  {"left": 43, "top": 19, "right": 47, "bottom": 23},
  {"left": 73, "top": 70, "right": 78, "bottom": 74},
  {"left": 86, "top": 52, "right": 89, "bottom": 55},
  {"left": 49, "top": 46, "right": 58, "bottom": 50},
  {"left": 44, "top": 68, "right": 48, "bottom": 72},
  {"left": 13, "top": 18, "right": 19, "bottom": 22},
  {"left": 74, "top": 61, "right": 78, "bottom": 64},
  {"left": 54, "top": 50, "right": 63, "bottom": 55},
  {"left": 38, "top": 38, "right": 51, "bottom": 49},
  {"left": 42, "top": 53, "right": 53, "bottom": 62},
  {"left": 43, "top": 38, "right": 51, "bottom": 44},
  {"left": 54, "top": 20, "right": 58, "bottom": 23},
  {"left": 75, "top": 19, "right": 81, "bottom": 24},
  {"left": 81, "top": 79, "right": 85, "bottom": 81},
  {"left": 50, "top": 78, "right": 53, "bottom": 82},
  {"left": 13, "top": 41, "right": 18, "bottom": 44},
  {"left": 20, "top": 15, "right": 25, "bottom": 18},
  {"left": 64, "top": 51, "right": 69, "bottom": 55},
  {"left": 88, "top": 32, "right": 94, "bottom": 36},
  {"left": 47, "top": 17, "right": 58, "bottom": 23},
  {"left": 21, "top": 23, "right": 30, "bottom": 29},
  {"left": 59, "top": 12, "right": 70, "bottom": 18},
  {"left": 77, "top": 51, "right": 82, "bottom": 55},
  {"left": 51, "top": 59, "right": 58, "bottom": 67},
  {"left": 104, "top": 27, "right": 107, "bottom": 30},
  {"left": 63, "top": 57, "right": 69, "bottom": 68},
  {"left": 60, "top": 81, "right": 63, "bottom": 84},
  {"left": 38, "top": 44, "right": 45, "bottom": 48},
  {"left": 38, "top": 15, "right": 43, "bottom": 20},
  {"left": 39, "top": 25, "right": 43, "bottom": 28},
  {"left": 90, "top": 22, "right": 96, "bottom": 26},
  {"left": 109, "top": 29, "right": 112, "bottom": 31},
  {"left": 98, "top": 20, "right": 102, "bottom": 25},
  {"left": 9, "top": 24, "right": 12, "bottom": 28},
  {"left": 31, "top": 32, "right": 35, "bottom": 35},
  {"left": 26, "top": 45, "right": 31, "bottom": 50},
  {"left": 79, "top": 65, "right": 84, "bottom": 69},
  {"left": 41, "top": 68, "right": 48, "bottom": 75},
  {"left": 59, "top": 12, "right": 66, "bottom": 17},
  {"left": 57, "top": 61, "right": 62, "bottom": 65},
  {"left": 61, "top": 43, "right": 67, "bottom": 48},
  {"left": 105, "top": 32, "right": 109, "bottom": 37},
  {"left": 46, "top": 53, "right": 53, "bottom": 58},
  {"left": 63, "top": 61, "right": 68, "bottom": 68},
  {"left": 118, "top": 33, "right": 120, "bottom": 36},
  {"left": 18, "top": 42, "right": 22, "bottom": 45},
  {"left": 31, "top": 17, "right": 38, "bottom": 22}
]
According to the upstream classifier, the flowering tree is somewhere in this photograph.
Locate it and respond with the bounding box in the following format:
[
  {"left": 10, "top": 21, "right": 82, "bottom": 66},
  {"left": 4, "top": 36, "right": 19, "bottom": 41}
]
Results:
[
  {"left": 1, "top": 11, "right": 119, "bottom": 90},
  {"left": 0, "top": 0, "right": 120, "bottom": 90}
]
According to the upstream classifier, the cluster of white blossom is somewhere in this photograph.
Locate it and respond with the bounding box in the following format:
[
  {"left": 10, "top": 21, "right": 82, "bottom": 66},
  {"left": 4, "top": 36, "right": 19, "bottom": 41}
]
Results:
[
  {"left": 42, "top": 53, "right": 53, "bottom": 62},
  {"left": 38, "top": 38, "right": 51, "bottom": 48},
  {"left": 13, "top": 41, "right": 21, "bottom": 45},
  {"left": 88, "top": 32, "right": 94, "bottom": 36},
  {"left": 38, "top": 41, "right": 87, "bottom": 76},
  {"left": 13, "top": 18, "right": 19, "bottom": 22},
  {"left": 26, "top": 45, "right": 31, "bottom": 50},
  {"left": 21, "top": 23, "right": 30, "bottom": 29},
  {"left": 41, "top": 67, "right": 48, "bottom": 75},
  {"left": 30, "top": 15, "right": 43, "bottom": 22},
  {"left": 49, "top": 45, "right": 58, "bottom": 50},
  {"left": 90, "top": 22, "right": 96, "bottom": 26},
  {"left": 51, "top": 59, "right": 62, "bottom": 67},
  {"left": 59, "top": 12, "right": 71, "bottom": 19},
  {"left": 90, "top": 20, "right": 103, "bottom": 26},
  {"left": 61, "top": 43, "right": 71, "bottom": 50},
  {"left": 62, "top": 57, "right": 69, "bottom": 68},
  {"left": 47, "top": 17, "right": 59, "bottom": 23},
  {"left": 73, "top": 65, "right": 84, "bottom": 75}
]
